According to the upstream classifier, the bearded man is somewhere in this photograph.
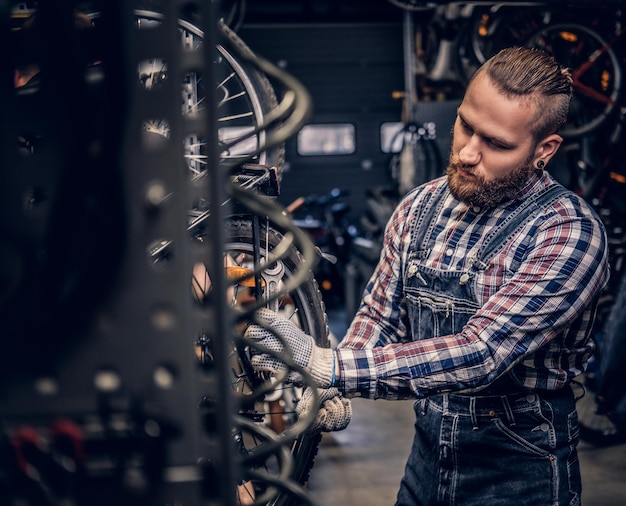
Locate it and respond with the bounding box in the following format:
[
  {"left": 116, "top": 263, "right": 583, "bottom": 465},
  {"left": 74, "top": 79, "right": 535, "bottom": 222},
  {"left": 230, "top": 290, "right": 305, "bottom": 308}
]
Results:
[{"left": 246, "top": 47, "right": 609, "bottom": 505}]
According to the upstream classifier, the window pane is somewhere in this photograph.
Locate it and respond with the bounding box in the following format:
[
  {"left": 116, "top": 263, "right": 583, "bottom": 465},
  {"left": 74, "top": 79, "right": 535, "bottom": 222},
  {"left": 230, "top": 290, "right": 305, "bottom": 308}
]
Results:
[
  {"left": 380, "top": 122, "right": 404, "bottom": 153},
  {"left": 297, "top": 124, "right": 356, "bottom": 156}
]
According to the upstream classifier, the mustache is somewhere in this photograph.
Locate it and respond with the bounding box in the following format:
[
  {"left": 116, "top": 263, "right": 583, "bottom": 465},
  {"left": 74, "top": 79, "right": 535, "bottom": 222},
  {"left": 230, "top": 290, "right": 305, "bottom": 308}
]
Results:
[{"left": 448, "top": 155, "right": 476, "bottom": 174}]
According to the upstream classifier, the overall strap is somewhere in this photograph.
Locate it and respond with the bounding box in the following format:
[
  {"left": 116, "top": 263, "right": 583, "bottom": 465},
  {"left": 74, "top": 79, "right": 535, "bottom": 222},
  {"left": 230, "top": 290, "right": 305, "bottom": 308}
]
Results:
[
  {"left": 408, "top": 180, "right": 450, "bottom": 254},
  {"left": 473, "top": 184, "right": 570, "bottom": 270}
]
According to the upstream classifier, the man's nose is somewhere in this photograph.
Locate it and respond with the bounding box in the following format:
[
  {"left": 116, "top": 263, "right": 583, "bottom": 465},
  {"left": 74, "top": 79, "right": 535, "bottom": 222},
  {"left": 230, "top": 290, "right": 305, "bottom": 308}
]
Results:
[{"left": 458, "top": 136, "right": 480, "bottom": 166}]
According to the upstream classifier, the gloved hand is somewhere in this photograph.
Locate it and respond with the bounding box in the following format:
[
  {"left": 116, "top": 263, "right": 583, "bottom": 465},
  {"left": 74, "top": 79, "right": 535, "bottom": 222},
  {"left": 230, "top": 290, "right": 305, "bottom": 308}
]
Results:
[
  {"left": 244, "top": 307, "right": 335, "bottom": 388},
  {"left": 296, "top": 387, "right": 352, "bottom": 433}
]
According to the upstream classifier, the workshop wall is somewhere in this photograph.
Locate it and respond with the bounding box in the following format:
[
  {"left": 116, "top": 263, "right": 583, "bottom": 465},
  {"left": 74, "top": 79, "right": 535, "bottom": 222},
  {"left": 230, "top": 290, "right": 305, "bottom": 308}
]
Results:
[{"left": 238, "top": 17, "right": 459, "bottom": 218}]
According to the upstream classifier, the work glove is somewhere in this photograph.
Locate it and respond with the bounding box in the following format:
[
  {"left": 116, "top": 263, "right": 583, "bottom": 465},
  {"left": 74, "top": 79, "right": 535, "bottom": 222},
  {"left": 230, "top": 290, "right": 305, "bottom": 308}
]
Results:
[
  {"left": 296, "top": 387, "right": 352, "bottom": 434},
  {"left": 244, "top": 307, "right": 335, "bottom": 388}
]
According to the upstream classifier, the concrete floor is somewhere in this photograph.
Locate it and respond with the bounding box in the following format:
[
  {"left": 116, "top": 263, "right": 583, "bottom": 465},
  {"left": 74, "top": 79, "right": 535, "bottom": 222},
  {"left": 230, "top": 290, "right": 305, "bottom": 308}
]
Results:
[{"left": 305, "top": 310, "right": 626, "bottom": 505}]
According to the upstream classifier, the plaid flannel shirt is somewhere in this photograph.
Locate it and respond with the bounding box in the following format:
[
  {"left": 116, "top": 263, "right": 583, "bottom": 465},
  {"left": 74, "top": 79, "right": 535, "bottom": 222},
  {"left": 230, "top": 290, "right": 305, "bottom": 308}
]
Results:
[{"left": 335, "top": 171, "right": 609, "bottom": 400}]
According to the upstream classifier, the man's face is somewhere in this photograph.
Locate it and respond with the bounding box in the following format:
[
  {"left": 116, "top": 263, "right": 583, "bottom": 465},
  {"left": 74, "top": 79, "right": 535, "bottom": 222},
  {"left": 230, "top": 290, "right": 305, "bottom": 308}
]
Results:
[{"left": 447, "top": 72, "right": 541, "bottom": 208}]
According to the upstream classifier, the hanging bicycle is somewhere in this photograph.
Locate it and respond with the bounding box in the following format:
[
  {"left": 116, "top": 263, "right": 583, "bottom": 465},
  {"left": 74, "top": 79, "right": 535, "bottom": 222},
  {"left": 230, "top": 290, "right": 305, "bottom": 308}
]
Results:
[
  {"left": 4, "top": 3, "right": 326, "bottom": 505},
  {"left": 128, "top": 7, "right": 329, "bottom": 505}
]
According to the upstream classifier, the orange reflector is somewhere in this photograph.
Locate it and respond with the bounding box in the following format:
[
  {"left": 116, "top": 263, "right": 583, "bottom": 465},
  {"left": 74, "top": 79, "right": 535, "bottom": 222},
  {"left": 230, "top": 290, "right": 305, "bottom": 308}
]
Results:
[
  {"left": 321, "top": 280, "right": 332, "bottom": 291},
  {"left": 559, "top": 31, "right": 578, "bottom": 43},
  {"left": 226, "top": 266, "right": 265, "bottom": 287},
  {"left": 610, "top": 171, "right": 626, "bottom": 184},
  {"left": 601, "top": 70, "right": 610, "bottom": 92},
  {"left": 478, "top": 15, "right": 489, "bottom": 37}
]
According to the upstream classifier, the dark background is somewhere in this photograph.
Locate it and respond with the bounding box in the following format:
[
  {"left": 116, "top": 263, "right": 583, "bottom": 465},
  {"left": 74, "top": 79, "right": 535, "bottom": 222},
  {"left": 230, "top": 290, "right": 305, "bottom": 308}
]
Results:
[{"left": 236, "top": 0, "right": 459, "bottom": 219}]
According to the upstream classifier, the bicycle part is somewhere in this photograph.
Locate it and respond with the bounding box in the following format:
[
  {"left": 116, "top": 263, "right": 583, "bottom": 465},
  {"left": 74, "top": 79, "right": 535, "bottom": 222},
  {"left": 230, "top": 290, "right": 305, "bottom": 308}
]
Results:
[
  {"left": 216, "top": 20, "right": 285, "bottom": 175},
  {"left": 577, "top": 375, "right": 625, "bottom": 446},
  {"left": 90, "top": 9, "right": 285, "bottom": 177},
  {"left": 136, "top": 8, "right": 315, "bottom": 503},
  {"left": 566, "top": 127, "right": 626, "bottom": 445},
  {"left": 403, "top": 7, "right": 419, "bottom": 122},
  {"left": 222, "top": 0, "right": 247, "bottom": 32},
  {"left": 464, "top": 4, "right": 551, "bottom": 79},
  {"left": 594, "top": 268, "right": 626, "bottom": 434},
  {"left": 391, "top": 122, "right": 442, "bottom": 195},
  {"left": 525, "top": 22, "right": 623, "bottom": 138},
  {"left": 578, "top": 305, "right": 626, "bottom": 448},
  {"left": 221, "top": 219, "right": 329, "bottom": 505},
  {"left": 426, "top": 3, "right": 466, "bottom": 84}
]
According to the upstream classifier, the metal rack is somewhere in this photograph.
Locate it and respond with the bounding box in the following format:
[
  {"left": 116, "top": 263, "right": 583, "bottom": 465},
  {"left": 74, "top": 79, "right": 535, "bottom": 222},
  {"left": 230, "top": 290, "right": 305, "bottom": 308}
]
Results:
[{"left": 0, "top": 1, "right": 236, "bottom": 504}]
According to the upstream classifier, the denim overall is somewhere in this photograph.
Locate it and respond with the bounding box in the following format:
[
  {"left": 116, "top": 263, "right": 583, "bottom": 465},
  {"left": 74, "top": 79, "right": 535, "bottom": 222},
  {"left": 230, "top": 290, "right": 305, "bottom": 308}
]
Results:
[{"left": 395, "top": 184, "right": 582, "bottom": 506}]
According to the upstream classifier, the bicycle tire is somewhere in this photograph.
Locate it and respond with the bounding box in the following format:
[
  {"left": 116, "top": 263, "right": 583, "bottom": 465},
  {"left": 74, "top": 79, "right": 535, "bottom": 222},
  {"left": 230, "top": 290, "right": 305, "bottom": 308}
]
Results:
[
  {"left": 224, "top": 218, "right": 329, "bottom": 506},
  {"left": 524, "top": 22, "right": 622, "bottom": 139},
  {"left": 577, "top": 229, "right": 626, "bottom": 445},
  {"left": 594, "top": 268, "right": 626, "bottom": 434},
  {"left": 88, "top": 8, "right": 285, "bottom": 177},
  {"left": 216, "top": 20, "right": 285, "bottom": 176},
  {"left": 456, "top": 4, "right": 545, "bottom": 84}
]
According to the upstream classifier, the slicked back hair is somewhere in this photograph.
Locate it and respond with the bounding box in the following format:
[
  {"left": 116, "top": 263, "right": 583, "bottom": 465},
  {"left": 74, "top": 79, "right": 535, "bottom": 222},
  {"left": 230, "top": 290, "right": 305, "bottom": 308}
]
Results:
[{"left": 470, "top": 46, "right": 573, "bottom": 141}]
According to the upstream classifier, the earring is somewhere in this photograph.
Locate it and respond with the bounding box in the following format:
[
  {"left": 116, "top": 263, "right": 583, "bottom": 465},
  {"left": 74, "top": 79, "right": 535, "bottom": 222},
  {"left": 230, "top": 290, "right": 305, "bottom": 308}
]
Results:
[{"left": 537, "top": 160, "right": 545, "bottom": 169}]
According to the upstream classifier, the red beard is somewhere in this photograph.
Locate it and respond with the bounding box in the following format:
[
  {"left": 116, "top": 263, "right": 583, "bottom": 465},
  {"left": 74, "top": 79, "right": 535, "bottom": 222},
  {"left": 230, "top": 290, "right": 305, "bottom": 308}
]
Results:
[{"left": 446, "top": 154, "right": 536, "bottom": 208}]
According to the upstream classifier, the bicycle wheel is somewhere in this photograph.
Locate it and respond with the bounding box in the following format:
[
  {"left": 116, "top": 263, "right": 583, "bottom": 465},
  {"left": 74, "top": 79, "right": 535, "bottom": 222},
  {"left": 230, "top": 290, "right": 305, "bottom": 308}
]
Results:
[
  {"left": 89, "top": 8, "right": 285, "bottom": 177},
  {"left": 457, "top": 5, "right": 550, "bottom": 84},
  {"left": 214, "top": 20, "right": 285, "bottom": 175},
  {"left": 524, "top": 23, "right": 622, "bottom": 139},
  {"left": 220, "top": 219, "right": 329, "bottom": 506}
]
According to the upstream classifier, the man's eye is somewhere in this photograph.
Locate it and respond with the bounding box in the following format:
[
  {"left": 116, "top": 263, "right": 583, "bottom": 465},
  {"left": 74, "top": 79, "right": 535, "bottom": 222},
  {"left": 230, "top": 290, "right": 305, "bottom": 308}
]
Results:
[{"left": 488, "top": 139, "right": 509, "bottom": 150}]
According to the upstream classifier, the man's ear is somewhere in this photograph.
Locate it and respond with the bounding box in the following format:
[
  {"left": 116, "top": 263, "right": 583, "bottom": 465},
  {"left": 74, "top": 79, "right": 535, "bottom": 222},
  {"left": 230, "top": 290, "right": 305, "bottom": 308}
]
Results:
[{"left": 534, "top": 133, "right": 563, "bottom": 166}]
